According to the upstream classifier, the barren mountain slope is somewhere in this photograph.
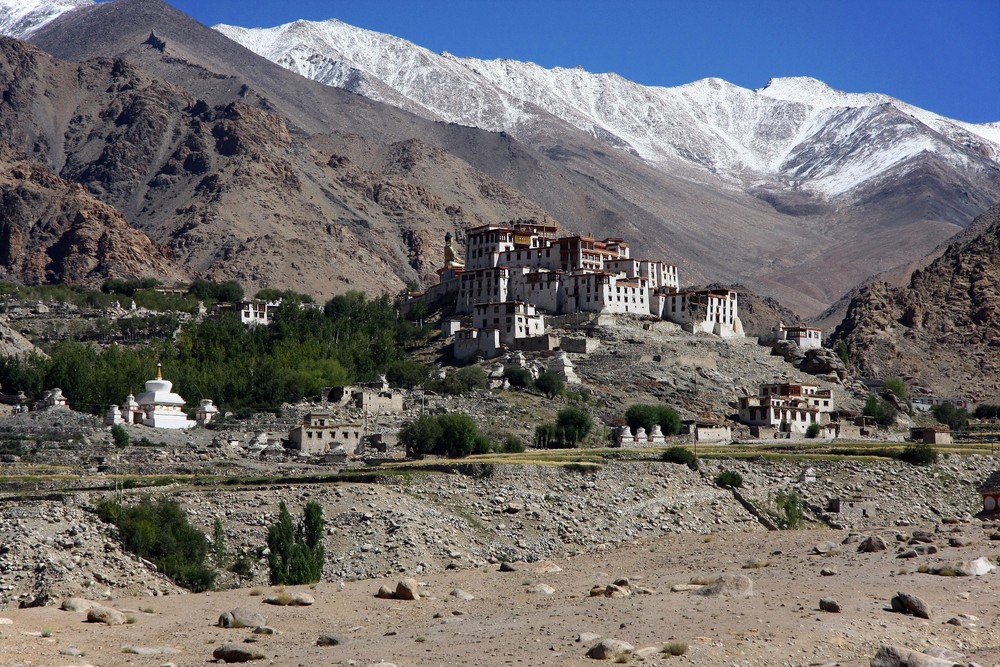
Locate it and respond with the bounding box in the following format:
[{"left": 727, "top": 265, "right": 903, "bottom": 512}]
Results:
[
  {"left": 0, "top": 141, "right": 180, "bottom": 285},
  {"left": 832, "top": 202, "right": 1000, "bottom": 397}
]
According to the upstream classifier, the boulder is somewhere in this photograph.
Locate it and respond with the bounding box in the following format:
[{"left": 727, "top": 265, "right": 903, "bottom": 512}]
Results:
[
  {"left": 948, "top": 536, "right": 975, "bottom": 547},
  {"left": 86, "top": 606, "right": 125, "bottom": 625},
  {"left": 694, "top": 574, "right": 753, "bottom": 598},
  {"left": 375, "top": 585, "right": 395, "bottom": 599},
  {"left": 938, "top": 557, "right": 995, "bottom": 577},
  {"left": 586, "top": 638, "right": 634, "bottom": 660},
  {"left": 316, "top": 634, "right": 342, "bottom": 646},
  {"left": 263, "top": 592, "right": 314, "bottom": 606},
  {"left": 909, "top": 531, "right": 935, "bottom": 544},
  {"left": 394, "top": 578, "right": 420, "bottom": 601},
  {"left": 870, "top": 645, "right": 959, "bottom": 667},
  {"left": 820, "top": 567, "right": 838, "bottom": 577},
  {"left": 218, "top": 607, "right": 266, "bottom": 629},
  {"left": 890, "top": 592, "right": 931, "bottom": 619},
  {"left": 527, "top": 584, "right": 555, "bottom": 595},
  {"left": 813, "top": 541, "right": 839, "bottom": 555},
  {"left": 212, "top": 643, "right": 264, "bottom": 663},
  {"left": 946, "top": 614, "right": 978, "bottom": 628},
  {"left": 577, "top": 632, "right": 602, "bottom": 643},
  {"left": 60, "top": 598, "right": 94, "bottom": 613},
  {"left": 450, "top": 589, "right": 475, "bottom": 601},
  {"left": 858, "top": 535, "right": 888, "bottom": 553},
  {"left": 819, "top": 598, "right": 841, "bottom": 613}
]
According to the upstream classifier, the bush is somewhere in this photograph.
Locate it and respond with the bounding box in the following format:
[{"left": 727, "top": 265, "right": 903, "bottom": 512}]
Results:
[
  {"left": 835, "top": 340, "right": 849, "bottom": 365},
  {"left": 715, "top": 470, "right": 743, "bottom": 489},
  {"left": 883, "top": 377, "right": 908, "bottom": 401},
  {"left": 805, "top": 423, "right": 821, "bottom": 439},
  {"left": 897, "top": 444, "right": 938, "bottom": 466},
  {"left": 188, "top": 279, "right": 244, "bottom": 303},
  {"left": 430, "top": 366, "right": 488, "bottom": 395},
  {"left": 266, "top": 501, "right": 325, "bottom": 585},
  {"left": 662, "top": 446, "right": 698, "bottom": 471},
  {"left": 500, "top": 436, "right": 525, "bottom": 453},
  {"left": 111, "top": 423, "right": 130, "bottom": 449},
  {"left": 974, "top": 404, "right": 1000, "bottom": 420},
  {"left": 96, "top": 496, "right": 216, "bottom": 592},
  {"left": 503, "top": 367, "right": 533, "bottom": 390},
  {"left": 534, "top": 371, "right": 564, "bottom": 399},
  {"left": 773, "top": 491, "right": 804, "bottom": 529},
  {"left": 625, "top": 404, "right": 681, "bottom": 435}
]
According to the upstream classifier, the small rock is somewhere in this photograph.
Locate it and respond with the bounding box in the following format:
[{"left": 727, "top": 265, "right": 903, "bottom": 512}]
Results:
[
  {"left": 946, "top": 614, "right": 978, "bottom": 628},
  {"left": 86, "top": 606, "right": 125, "bottom": 625},
  {"left": 395, "top": 578, "right": 420, "bottom": 601},
  {"left": 263, "top": 592, "right": 314, "bottom": 606},
  {"left": 375, "top": 585, "right": 395, "bottom": 599},
  {"left": 820, "top": 567, "right": 838, "bottom": 576},
  {"left": 858, "top": 535, "right": 888, "bottom": 553},
  {"left": 59, "top": 648, "right": 83, "bottom": 657},
  {"left": 527, "top": 584, "right": 555, "bottom": 595},
  {"left": 694, "top": 574, "right": 753, "bottom": 598},
  {"left": 218, "top": 608, "right": 266, "bottom": 629},
  {"left": 890, "top": 592, "right": 932, "bottom": 619},
  {"left": 587, "top": 638, "right": 634, "bottom": 660},
  {"left": 252, "top": 626, "right": 278, "bottom": 635},
  {"left": 316, "top": 634, "right": 342, "bottom": 646},
  {"left": 212, "top": 642, "right": 264, "bottom": 663},
  {"left": 870, "top": 644, "right": 956, "bottom": 667},
  {"left": 813, "top": 541, "right": 838, "bottom": 555},
  {"left": 450, "top": 589, "right": 474, "bottom": 601},
  {"left": 60, "top": 598, "right": 94, "bottom": 613},
  {"left": 819, "top": 598, "right": 841, "bottom": 613},
  {"left": 577, "top": 632, "right": 602, "bottom": 643}
]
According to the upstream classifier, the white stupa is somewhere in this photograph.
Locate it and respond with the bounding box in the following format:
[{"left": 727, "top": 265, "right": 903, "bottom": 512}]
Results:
[{"left": 134, "top": 363, "right": 195, "bottom": 429}]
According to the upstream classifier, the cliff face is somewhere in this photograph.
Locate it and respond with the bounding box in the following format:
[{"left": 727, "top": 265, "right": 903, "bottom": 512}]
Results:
[
  {"left": 0, "top": 143, "right": 180, "bottom": 285},
  {"left": 832, "top": 202, "right": 1000, "bottom": 397}
]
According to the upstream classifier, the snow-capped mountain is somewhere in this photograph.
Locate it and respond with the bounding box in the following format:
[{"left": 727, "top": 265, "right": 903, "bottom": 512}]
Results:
[
  {"left": 215, "top": 18, "right": 1000, "bottom": 200},
  {"left": 0, "top": 0, "right": 92, "bottom": 38}
]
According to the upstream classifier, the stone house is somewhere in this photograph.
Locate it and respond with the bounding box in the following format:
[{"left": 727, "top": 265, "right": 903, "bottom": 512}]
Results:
[
  {"left": 909, "top": 425, "right": 953, "bottom": 445},
  {"left": 738, "top": 383, "right": 834, "bottom": 436},
  {"left": 287, "top": 412, "right": 364, "bottom": 456},
  {"left": 979, "top": 471, "right": 1000, "bottom": 514},
  {"left": 828, "top": 496, "right": 876, "bottom": 518}
]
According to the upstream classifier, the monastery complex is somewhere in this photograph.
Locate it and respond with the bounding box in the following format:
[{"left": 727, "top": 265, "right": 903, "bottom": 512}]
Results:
[{"left": 413, "top": 221, "right": 743, "bottom": 362}]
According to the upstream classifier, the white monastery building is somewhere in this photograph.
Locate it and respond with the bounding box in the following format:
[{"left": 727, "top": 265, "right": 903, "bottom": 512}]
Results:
[{"left": 106, "top": 363, "right": 199, "bottom": 429}]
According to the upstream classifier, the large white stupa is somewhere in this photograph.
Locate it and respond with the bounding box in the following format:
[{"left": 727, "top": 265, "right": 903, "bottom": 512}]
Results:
[{"left": 133, "top": 363, "right": 195, "bottom": 429}]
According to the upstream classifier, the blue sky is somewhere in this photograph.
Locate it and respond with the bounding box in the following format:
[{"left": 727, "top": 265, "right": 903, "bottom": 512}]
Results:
[{"left": 168, "top": 0, "right": 999, "bottom": 123}]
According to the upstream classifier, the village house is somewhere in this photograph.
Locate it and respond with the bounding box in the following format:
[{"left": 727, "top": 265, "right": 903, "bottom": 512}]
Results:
[
  {"left": 680, "top": 419, "right": 733, "bottom": 443},
  {"left": 327, "top": 376, "right": 404, "bottom": 414},
  {"left": 472, "top": 301, "right": 545, "bottom": 345},
  {"left": 909, "top": 425, "right": 953, "bottom": 445},
  {"left": 911, "top": 396, "right": 970, "bottom": 412},
  {"left": 980, "top": 471, "right": 1000, "bottom": 515},
  {"left": 286, "top": 411, "right": 364, "bottom": 456},
  {"left": 738, "top": 382, "right": 835, "bottom": 437},
  {"left": 759, "top": 322, "right": 823, "bottom": 349},
  {"left": 212, "top": 299, "right": 283, "bottom": 326}
]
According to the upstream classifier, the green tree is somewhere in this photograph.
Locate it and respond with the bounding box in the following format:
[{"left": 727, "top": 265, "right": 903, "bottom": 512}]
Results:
[
  {"left": 883, "top": 377, "right": 908, "bottom": 402},
  {"left": 863, "top": 394, "right": 897, "bottom": 427},
  {"left": 835, "top": 340, "right": 849, "bottom": 366},
  {"left": 503, "top": 367, "right": 533, "bottom": 389},
  {"left": 212, "top": 518, "right": 228, "bottom": 567},
  {"left": 974, "top": 404, "right": 1000, "bottom": 420},
  {"left": 556, "top": 405, "right": 593, "bottom": 446},
  {"left": 535, "top": 371, "right": 564, "bottom": 399},
  {"left": 805, "top": 423, "right": 821, "bottom": 439},
  {"left": 931, "top": 401, "right": 969, "bottom": 433},
  {"left": 624, "top": 404, "right": 682, "bottom": 435},
  {"left": 400, "top": 414, "right": 444, "bottom": 459},
  {"left": 266, "top": 501, "right": 325, "bottom": 585},
  {"left": 773, "top": 491, "right": 805, "bottom": 529}
]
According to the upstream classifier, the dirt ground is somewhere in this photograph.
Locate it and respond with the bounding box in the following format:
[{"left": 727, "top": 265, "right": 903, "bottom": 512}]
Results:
[{"left": 2, "top": 526, "right": 998, "bottom": 667}]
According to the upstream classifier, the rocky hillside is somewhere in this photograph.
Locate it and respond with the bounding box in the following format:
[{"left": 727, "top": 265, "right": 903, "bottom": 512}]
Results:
[
  {"left": 0, "top": 142, "right": 180, "bottom": 285},
  {"left": 832, "top": 201, "right": 1000, "bottom": 397}
]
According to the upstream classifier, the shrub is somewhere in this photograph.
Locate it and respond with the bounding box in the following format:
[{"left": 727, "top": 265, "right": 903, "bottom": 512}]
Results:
[
  {"left": 96, "top": 496, "right": 216, "bottom": 592},
  {"left": 500, "top": 436, "right": 525, "bottom": 453},
  {"left": 715, "top": 470, "right": 743, "bottom": 489},
  {"left": 773, "top": 491, "right": 804, "bottom": 529},
  {"left": 111, "top": 423, "right": 130, "bottom": 449},
  {"left": 266, "top": 501, "right": 325, "bottom": 585},
  {"left": 534, "top": 371, "right": 565, "bottom": 399},
  {"left": 805, "top": 423, "right": 821, "bottom": 439},
  {"left": 835, "top": 340, "right": 849, "bottom": 365},
  {"left": 974, "top": 404, "right": 1000, "bottom": 420},
  {"left": 212, "top": 518, "right": 227, "bottom": 567},
  {"left": 663, "top": 641, "right": 688, "bottom": 656},
  {"left": 625, "top": 404, "right": 681, "bottom": 435},
  {"left": 188, "top": 278, "right": 244, "bottom": 303},
  {"left": 431, "top": 366, "right": 488, "bottom": 395},
  {"left": 662, "top": 446, "right": 698, "bottom": 471},
  {"left": 897, "top": 444, "right": 938, "bottom": 466},
  {"left": 503, "top": 367, "right": 533, "bottom": 390},
  {"left": 883, "top": 377, "right": 908, "bottom": 401}
]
